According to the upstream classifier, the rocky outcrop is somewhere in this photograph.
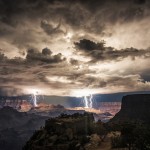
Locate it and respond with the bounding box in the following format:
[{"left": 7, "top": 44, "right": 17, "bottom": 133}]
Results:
[
  {"left": 0, "top": 99, "right": 66, "bottom": 112},
  {"left": 110, "top": 94, "right": 150, "bottom": 123},
  {"left": 0, "top": 99, "right": 32, "bottom": 111},
  {"left": 23, "top": 113, "right": 107, "bottom": 150},
  {"left": 29, "top": 103, "right": 65, "bottom": 112},
  {"left": 98, "top": 102, "right": 121, "bottom": 115},
  {"left": 0, "top": 107, "right": 49, "bottom": 150}
]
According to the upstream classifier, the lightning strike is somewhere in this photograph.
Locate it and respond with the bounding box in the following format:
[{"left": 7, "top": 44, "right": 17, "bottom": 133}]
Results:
[
  {"left": 83, "top": 94, "right": 93, "bottom": 108},
  {"left": 30, "top": 89, "right": 40, "bottom": 107},
  {"left": 72, "top": 89, "right": 94, "bottom": 108},
  {"left": 32, "top": 92, "right": 37, "bottom": 107}
]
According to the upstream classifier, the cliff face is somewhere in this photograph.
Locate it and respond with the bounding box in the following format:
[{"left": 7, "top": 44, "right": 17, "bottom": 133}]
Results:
[
  {"left": 0, "top": 107, "right": 49, "bottom": 150},
  {"left": 23, "top": 113, "right": 106, "bottom": 150},
  {"left": 0, "top": 99, "right": 32, "bottom": 111},
  {"left": 111, "top": 94, "right": 150, "bottom": 123}
]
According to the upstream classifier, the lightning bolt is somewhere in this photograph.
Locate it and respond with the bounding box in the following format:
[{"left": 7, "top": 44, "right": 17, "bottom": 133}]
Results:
[
  {"left": 83, "top": 94, "right": 93, "bottom": 108},
  {"left": 31, "top": 91, "right": 38, "bottom": 107},
  {"left": 33, "top": 92, "right": 37, "bottom": 107}
]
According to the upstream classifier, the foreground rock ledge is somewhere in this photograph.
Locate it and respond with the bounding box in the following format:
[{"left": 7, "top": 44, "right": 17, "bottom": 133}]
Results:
[{"left": 23, "top": 113, "right": 106, "bottom": 150}]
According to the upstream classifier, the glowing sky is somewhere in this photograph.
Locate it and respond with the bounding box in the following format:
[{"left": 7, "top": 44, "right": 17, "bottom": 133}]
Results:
[{"left": 0, "top": 0, "right": 150, "bottom": 96}]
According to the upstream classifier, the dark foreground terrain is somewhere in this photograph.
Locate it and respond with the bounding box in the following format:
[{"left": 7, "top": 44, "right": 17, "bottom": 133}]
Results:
[
  {"left": 108, "top": 94, "right": 150, "bottom": 150},
  {"left": 23, "top": 113, "right": 107, "bottom": 150},
  {"left": 0, "top": 94, "right": 150, "bottom": 150},
  {"left": 24, "top": 94, "right": 150, "bottom": 150},
  {"left": 0, "top": 107, "right": 49, "bottom": 150}
]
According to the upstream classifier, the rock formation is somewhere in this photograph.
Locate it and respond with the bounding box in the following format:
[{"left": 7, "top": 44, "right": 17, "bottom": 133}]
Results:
[
  {"left": 110, "top": 94, "right": 150, "bottom": 123},
  {"left": 23, "top": 113, "right": 106, "bottom": 150},
  {"left": 0, "top": 99, "right": 32, "bottom": 111},
  {"left": 0, "top": 107, "right": 49, "bottom": 150}
]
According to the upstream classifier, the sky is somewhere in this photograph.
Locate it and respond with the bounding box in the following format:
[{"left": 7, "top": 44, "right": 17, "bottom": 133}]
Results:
[{"left": 0, "top": 0, "right": 150, "bottom": 96}]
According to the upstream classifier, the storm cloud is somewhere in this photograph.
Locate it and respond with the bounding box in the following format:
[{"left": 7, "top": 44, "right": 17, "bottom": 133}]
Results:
[
  {"left": 0, "top": 0, "right": 150, "bottom": 50},
  {"left": 0, "top": 0, "right": 149, "bottom": 96},
  {"left": 26, "top": 48, "right": 66, "bottom": 63},
  {"left": 75, "top": 39, "right": 150, "bottom": 62}
]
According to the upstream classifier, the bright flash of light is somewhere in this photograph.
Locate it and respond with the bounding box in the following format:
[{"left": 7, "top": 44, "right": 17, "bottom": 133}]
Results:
[
  {"left": 72, "top": 89, "right": 94, "bottom": 97},
  {"left": 84, "top": 94, "right": 93, "bottom": 108},
  {"left": 72, "top": 89, "right": 94, "bottom": 108},
  {"left": 30, "top": 89, "right": 40, "bottom": 107}
]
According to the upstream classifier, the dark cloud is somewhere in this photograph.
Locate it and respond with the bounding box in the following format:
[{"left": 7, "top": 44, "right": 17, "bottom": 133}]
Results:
[
  {"left": 0, "top": 0, "right": 149, "bottom": 54},
  {"left": 42, "top": 48, "right": 52, "bottom": 55},
  {"left": 140, "top": 69, "right": 150, "bottom": 82},
  {"left": 0, "top": 0, "right": 149, "bottom": 96},
  {"left": 0, "top": 52, "right": 7, "bottom": 62},
  {"left": 75, "top": 39, "right": 150, "bottom": 62},
  {"left": 41, "top": 20, "right": 64, "bottom": 36},
  {"left": 0, "top": 87, "right": 24, "bottom": 96},
  {"left": 134, "top": 0, "right": 146, "bottom": 5},
  {"left": 1, "top": 47, "right": 66, "bottom": 65},
  {"left": 0, "top": 0, "right": 149, "bottom": 33},
  {"left": 26, "top": 48, "right": 66, "bottom": 64},
  {"left": 0, "top": 47, "right": 68, "bottom": 95},
  {"left": 75, "top": 75, "right": 106, "bottom": 88},
  {"left": 69, "top": 58, "right": 79, "bottom": 66},
  {"left": 75, "top": 39, "right": 105, "bottom": 52},
  {"left": 0, "top": 49, "right": 150, "bottom": 95}
]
